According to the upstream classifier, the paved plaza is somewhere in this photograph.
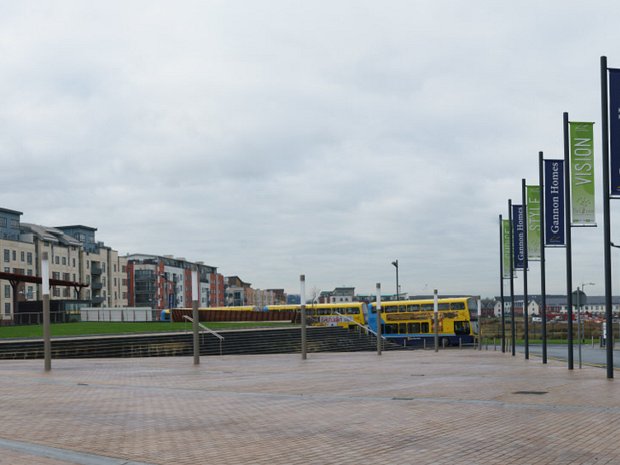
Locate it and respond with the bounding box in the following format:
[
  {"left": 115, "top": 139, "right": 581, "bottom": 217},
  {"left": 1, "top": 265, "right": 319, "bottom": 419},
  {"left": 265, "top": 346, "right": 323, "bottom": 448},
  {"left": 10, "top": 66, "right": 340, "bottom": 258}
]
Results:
[{"left": 0, "top": 349, "right": 619, "bottom": 465}]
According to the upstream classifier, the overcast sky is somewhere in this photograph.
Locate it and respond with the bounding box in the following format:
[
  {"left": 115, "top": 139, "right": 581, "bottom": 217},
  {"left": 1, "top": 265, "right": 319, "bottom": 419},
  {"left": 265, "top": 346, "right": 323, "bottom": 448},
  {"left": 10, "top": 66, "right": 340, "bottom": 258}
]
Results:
[{"left": 2, "top": 1, "right": 620, "bottom": 298}]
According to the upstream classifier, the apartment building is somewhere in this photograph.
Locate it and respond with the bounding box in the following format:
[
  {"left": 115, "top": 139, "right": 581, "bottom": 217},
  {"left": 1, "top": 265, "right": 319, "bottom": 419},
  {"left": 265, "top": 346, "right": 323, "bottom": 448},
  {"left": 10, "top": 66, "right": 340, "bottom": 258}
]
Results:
[
  {"left": 0, "top": 208, "right": 128, "bottom": 320},
  {"left": 126, "top": 254, "right": 224, "bottom": 310}
]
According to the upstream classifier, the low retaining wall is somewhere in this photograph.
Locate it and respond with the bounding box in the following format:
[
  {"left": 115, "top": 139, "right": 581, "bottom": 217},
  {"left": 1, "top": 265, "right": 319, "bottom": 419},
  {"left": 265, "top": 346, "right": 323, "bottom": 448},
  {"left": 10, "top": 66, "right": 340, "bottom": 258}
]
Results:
[{"left": 171, "top": 308, "right": 297, "bottom": 323}]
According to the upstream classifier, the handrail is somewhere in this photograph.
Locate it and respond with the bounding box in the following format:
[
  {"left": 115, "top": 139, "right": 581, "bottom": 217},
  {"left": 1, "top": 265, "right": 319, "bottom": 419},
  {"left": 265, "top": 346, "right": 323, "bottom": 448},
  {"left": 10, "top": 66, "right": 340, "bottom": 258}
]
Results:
[
  {"left": 182, "top": 315, "right": 225, "bottom": 341},
  {"left": 334, "top": 312, "right": 387, "bottom": 340}
]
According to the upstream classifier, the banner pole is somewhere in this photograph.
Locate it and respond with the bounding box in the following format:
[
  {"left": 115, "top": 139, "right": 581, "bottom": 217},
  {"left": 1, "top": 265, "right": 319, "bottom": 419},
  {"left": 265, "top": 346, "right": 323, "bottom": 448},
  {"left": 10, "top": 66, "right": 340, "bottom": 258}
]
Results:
[
  {"left": 522, "top": 179, "right": 529, "bottom": 360},
  {"left": 192, "top": 270, "right": 199, "bottom": 365},
  {"left": 376, "top": 283, "right": 382, "bottom": 356},
  {"left": 42, "top": 252, "right": 51, "bottom": 372},
  {"left": 434, "top": 289, "right": 439, "bottom": 352},
  {"left": 508, "top": 199, "right": 516, "bottom": 356},
  {"left": 600, "top": 55, "right": 614, "bottom": 378},
  {"left": 300, "top": 275, "right": 307, "bottom": 360},
  {"left": 563, "top": 111, "right": 574, "bottom": 370},
  {"left": 499, "top": 214, "right": 506, "bottom": 353},
  {"left": 539, "top": 151, "right": 548, "bottom": 364}
]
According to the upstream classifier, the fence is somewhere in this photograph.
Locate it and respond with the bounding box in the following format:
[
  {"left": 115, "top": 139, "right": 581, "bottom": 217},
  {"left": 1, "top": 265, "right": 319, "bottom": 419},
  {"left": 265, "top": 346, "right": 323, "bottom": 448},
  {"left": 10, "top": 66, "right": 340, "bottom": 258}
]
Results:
[
  {"left": 80, "top": 308, "right": 158, "bottom": 322},
  {"left": 5, "top": 308, "right": 159, "bottom": 326},
  {"left": 480, "top": 318, "right": 620, "bottom": 343}
]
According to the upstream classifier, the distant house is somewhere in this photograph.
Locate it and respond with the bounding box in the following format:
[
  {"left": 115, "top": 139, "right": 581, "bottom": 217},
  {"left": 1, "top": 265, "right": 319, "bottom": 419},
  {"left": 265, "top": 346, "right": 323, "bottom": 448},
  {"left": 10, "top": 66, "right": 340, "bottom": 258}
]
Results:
[
  {"left": 317, "top": 287, "right": 356, "bottom": 303},
  {"left": 493, "top": 294, "right": 620, "bottom": 318}
]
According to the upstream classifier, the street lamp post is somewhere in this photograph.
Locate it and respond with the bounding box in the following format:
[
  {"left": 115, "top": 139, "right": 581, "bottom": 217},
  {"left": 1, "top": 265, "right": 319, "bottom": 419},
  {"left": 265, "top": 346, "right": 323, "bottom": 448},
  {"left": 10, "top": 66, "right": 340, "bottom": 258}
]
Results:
[{"left": 392, "top": 260, "right": 399, "bottom": 301}]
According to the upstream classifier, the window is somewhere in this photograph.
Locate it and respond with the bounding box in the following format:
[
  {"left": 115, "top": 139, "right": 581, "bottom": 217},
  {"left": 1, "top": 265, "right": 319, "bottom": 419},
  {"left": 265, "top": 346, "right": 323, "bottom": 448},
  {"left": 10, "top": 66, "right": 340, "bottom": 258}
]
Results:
[
  {"left": 62, "top": 257, "right": 66, "bottom": 265},
  {"left": 52, "top": 272, "right": 60, "bottom": 280},
  {"left": 20, "top": 251, "right": 25, "bottom": 262},
  {"left": 55, "top": 256, "right": 59, "bottom": 265},
  {"left": 9, "top": 219, "right": 18, "bottom": 228},
  {"left": 114, "top": 278, "right": 117, "bottom": 286},
  {"left": 122, "top": 292, "right": 127, "bottom": 299},
  {"left": 3, "top": 250, "right": 9, "bottom": 262},
  {"left": 53, "top": 287, "right": 60, "bottom": 297},
  {"left": 87, "top": 260, "right": 90, "bottom": 269},
  {"left": 27, "top": 269, "right": 32, "bottom": 276},
  {"left": 113, "top": 264, "right": 117, "bottom": 272},
  {"left": 4, "top": 267, "right": 9, "bottom": 272},
  {"left": 0, "top": 217, "right": 6, "bottom": 227},
  {"left": 72, "top": 258, "right": 76, "bottom": 267},
  {"left": 454, "top": 321, "right": 470, "bottom": 336},
  {"left": 4, "top": 303, "right": 10, "bottom": 315},
  {"left": 27, "top": 286, "right": 33, "bottom": 299},
  {"left": 12, "top": 250, "right": 16, "bottom": 261},
  {"left": 122, "top": 266, "right": 126, "bottom": 272},
  {"left": 27, "top": 252, "right": 32, "bottom": 264},
  {"left": 102, "top": 263, "right": 106, "bottom": 272},
  {"left": 4, "top": 285, "right": 10, "bottom": 298}
]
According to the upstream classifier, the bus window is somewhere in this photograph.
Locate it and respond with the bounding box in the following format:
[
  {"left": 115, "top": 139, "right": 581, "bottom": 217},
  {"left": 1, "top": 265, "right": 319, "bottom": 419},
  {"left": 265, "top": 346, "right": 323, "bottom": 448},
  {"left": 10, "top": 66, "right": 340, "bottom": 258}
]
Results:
[
  {"left": 420, "top": 304, "right": 433, "bottom": 311},
  {"left": 420, "top": 322, "right": 430, "bottom": 333},
  {"left": 407, "top": 322, "right": 420, "bottom": 333},
  {"left": 438, "top": 303, "right": 450, "bottom": 310},
  {"left": 452, "top": 302, "right": 466, "bottom": 310},
  {"left": 399, "top": 323, "right": 407, "bottom": 334},
  {"left": 454, "top": 321, "right": 470, "bottom": 335},
  {"left": 385, "top": 324, "right": 398, "bottom": 334}
]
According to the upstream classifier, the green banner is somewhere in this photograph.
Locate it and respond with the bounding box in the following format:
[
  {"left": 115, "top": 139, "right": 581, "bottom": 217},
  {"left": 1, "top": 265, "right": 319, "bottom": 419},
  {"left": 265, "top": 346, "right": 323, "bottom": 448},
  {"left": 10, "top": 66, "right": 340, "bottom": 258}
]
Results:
[
  {"left": 502, "top": 219, "right": 511, "bottom": 278},
  {"left": 569, "top": 122, "right": 596, "bottom": 225},
  {"left": 526, "top": 185, "right": 541, "bottom": 260}
]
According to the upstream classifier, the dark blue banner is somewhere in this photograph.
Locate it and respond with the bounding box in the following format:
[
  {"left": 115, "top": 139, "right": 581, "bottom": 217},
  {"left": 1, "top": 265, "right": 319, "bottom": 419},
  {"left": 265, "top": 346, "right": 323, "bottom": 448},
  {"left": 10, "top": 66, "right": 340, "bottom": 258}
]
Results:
[
  {"left": 512, "top": 204, "right": 525, "bottom": 269},
  {"left": 609, "top": 69, "right": 620, "bottom": 195},
  {"left": 544, "top": 159, "right": 565, "bottom": 246}
]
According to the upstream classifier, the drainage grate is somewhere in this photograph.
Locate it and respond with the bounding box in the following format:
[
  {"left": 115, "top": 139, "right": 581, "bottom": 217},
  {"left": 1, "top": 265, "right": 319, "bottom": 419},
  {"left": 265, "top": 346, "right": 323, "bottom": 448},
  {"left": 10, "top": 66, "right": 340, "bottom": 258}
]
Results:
[
  {"left": 392, "top": 397, "right": 414, "bottom": 401},
  {"left": 512, "top": 391, "right": 548, "bottom": 395}
]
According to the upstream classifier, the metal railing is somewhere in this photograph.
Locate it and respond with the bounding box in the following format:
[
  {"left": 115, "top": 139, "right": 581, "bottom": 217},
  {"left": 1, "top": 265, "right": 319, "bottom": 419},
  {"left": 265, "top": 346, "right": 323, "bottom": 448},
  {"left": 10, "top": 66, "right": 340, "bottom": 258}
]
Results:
[
  {"left": 182, "top": 315, "right": 225, "bottom": 355},
  {"left": 334, "top": 312, "right": 387, "bottom": 341}
]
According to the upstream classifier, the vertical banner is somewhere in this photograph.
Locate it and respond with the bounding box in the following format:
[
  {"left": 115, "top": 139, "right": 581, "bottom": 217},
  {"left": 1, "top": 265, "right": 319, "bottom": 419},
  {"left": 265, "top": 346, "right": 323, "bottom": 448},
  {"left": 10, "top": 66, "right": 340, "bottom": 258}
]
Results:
[
  {"left": 569, "top": 122, "right": 596, "bottom": 225},
  {"left": 609, "top": 69, "right": 620, "bottom": 194},
  {"left": 512, "top": 204, "right": 525, "bottom": 269},
  {"left": 544, "top": 159, "right": 565, "bottom": 246},
  {"left": 526, "top": 185, "right": 541, "bottom": 260},
  {"left": 502, "top": 219, "right": 511, "bottom": 278}
]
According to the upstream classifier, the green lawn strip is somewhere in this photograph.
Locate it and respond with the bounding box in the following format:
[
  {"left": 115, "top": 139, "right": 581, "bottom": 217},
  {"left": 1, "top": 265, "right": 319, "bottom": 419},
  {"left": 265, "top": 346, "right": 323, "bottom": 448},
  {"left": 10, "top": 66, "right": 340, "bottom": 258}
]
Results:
[{"left": 0, "top": 321, "right": 295, "bottom": 339}]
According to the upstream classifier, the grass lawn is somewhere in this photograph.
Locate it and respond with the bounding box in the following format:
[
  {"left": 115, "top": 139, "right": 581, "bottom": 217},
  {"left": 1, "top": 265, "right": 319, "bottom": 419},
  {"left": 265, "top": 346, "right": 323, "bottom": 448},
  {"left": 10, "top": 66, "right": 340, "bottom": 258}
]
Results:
[{"left": 0, "top": 321, "right": 295, "bottom": 339}]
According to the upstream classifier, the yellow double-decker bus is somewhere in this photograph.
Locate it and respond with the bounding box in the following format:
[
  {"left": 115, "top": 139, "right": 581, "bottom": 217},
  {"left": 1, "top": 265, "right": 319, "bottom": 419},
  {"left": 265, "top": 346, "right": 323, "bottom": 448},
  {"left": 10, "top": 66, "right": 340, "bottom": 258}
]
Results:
[
  {"left": 367, "top": 297, "right": 478, "bottom": 346},
  {"left": 264, "top": 302, "right": 366, "bottom": 329}
]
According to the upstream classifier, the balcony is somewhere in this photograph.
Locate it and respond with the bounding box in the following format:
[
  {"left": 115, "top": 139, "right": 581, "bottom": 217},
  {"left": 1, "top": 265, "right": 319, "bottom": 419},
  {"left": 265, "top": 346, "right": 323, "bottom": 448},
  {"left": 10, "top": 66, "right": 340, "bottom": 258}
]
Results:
[
  {"left": 91, "top": 264, "right": 102, "bottom": 275},
  {"left": 92, "top": 296, "right": 105, "bottom": 305},
  {"left": 91, "top": 282, "right": 103, "bottom": 290}
]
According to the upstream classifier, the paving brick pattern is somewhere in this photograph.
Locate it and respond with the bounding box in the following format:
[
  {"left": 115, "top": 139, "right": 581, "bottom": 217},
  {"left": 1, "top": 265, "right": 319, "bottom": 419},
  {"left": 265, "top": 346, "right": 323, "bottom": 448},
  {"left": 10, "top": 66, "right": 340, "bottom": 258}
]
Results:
[{"left": 0, "top": 351, "right": 618, "bottom": 464}]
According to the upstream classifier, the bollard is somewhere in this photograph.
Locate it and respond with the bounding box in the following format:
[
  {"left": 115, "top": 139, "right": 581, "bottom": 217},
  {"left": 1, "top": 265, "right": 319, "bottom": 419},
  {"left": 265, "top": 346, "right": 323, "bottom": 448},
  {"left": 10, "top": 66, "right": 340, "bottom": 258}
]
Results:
[
  {"left": 423, "top": 339, "right": 426, "bottom": 350},
  {"left": 459, "top": 337, "right": 462, "bottom": 349},
  {"left": 442, "top": 338, "right": 446, "bottom": 349}
]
